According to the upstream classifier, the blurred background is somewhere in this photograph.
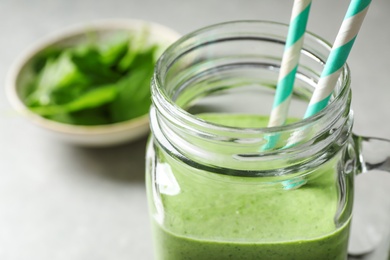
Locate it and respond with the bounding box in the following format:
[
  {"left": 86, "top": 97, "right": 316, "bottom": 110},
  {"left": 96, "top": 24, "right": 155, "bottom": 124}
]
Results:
[{"left": 1, "top": 0, "right": 389, "bottom": 259}]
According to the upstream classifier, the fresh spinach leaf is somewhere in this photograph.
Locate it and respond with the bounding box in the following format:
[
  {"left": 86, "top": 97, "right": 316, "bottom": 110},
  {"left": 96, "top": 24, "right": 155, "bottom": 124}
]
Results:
[
  {"left": 30, "top": 84, "right": 118, "bottom": 116},
  {"left": 109, "top": 46, "right": 156, "bottom": 122},
  {"left": 27, "top": 50, "right": 88, "bottom": 107}
]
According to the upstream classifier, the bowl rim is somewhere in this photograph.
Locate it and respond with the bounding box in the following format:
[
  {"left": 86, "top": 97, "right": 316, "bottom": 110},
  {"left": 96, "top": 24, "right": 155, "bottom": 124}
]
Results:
[{"left": 6, "top": 18, "right": 181, "bottom": 136}]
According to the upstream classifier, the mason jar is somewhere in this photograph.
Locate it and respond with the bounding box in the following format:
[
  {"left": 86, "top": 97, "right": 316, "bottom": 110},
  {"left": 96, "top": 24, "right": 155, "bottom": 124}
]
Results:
[{"left": 146, "top": 20, "right": 390, "bottom": 260}]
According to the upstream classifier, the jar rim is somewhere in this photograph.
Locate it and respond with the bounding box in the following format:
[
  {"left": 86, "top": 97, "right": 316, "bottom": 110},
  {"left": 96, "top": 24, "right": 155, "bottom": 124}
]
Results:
[{"left": 153, "top": 20, "right": 351, "bottom": 136}]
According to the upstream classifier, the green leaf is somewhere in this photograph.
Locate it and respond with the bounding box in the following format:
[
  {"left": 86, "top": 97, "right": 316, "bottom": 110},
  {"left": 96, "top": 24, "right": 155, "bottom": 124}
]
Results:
[
  {"left": 45, "top": 106, "right": 112, "bottom": 126},
  {"left": 66, "top": 107, "right": 112, "bottom": 125},
  {"left": 26, "top": 51, "right": 88, "bottom": 107},
  {"left": 117, "top": 27, "right": 151, "bottom": 72},
  {"left": 31, "top": 84, "right": 118, "bottom": 116},
  {"left": 98, "top": 33, "right": 130, "bottom": 67},
  {"left": 32, "top": 47, "right": 63, "bottom": 73},
  {"left": 109, "top": 54, "right": 154, "bottom": 122},
  {"left": 71, "top": 46, "right": 122, "bottom": 85}
]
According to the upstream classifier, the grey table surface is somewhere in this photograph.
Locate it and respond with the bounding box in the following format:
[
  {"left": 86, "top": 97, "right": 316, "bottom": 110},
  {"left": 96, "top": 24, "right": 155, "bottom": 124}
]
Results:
[{"left": 1, "top": 0, "right": 390, "bottom": 259}]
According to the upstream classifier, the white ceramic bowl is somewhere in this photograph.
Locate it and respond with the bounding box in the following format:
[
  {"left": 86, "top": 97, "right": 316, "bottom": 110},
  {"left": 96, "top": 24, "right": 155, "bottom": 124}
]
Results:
[{"left": 6, "top": 19, "right": 181, "bottom": 147}]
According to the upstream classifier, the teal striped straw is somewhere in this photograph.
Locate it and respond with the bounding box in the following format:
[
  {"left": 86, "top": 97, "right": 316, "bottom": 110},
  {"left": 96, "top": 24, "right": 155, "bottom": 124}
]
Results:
[
  {"left": 263, "top": 0, "right": 311, "bottom": 150},
  {"left": 268, "top": 0, "right": 311, "bottom": 127},
  {"left": 304, "top": 0, "right": 371, "bottom": 118}
]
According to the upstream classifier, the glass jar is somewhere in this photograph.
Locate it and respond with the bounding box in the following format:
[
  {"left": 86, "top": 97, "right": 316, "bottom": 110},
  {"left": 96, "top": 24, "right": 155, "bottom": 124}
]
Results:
[{"left": 146, "top": 20, "right": 390, "bottom": 260}]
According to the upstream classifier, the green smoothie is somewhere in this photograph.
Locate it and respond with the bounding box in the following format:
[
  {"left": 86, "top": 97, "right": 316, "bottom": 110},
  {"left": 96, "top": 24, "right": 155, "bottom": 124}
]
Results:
[{"left": 148, "top": 114, "right": 350, "bottom": 260}]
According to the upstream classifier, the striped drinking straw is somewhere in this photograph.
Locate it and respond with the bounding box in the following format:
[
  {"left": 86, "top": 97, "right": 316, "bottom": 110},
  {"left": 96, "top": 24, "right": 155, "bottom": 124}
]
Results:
[
  {"left": 268, "top": 0, "right": 312, "bottom": 127},
  {"left": 304, "top": 0, "right": 371, "bottom": 118},
  {"left": 263, "top": 0, "right": 311, "bottom": 150}
]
